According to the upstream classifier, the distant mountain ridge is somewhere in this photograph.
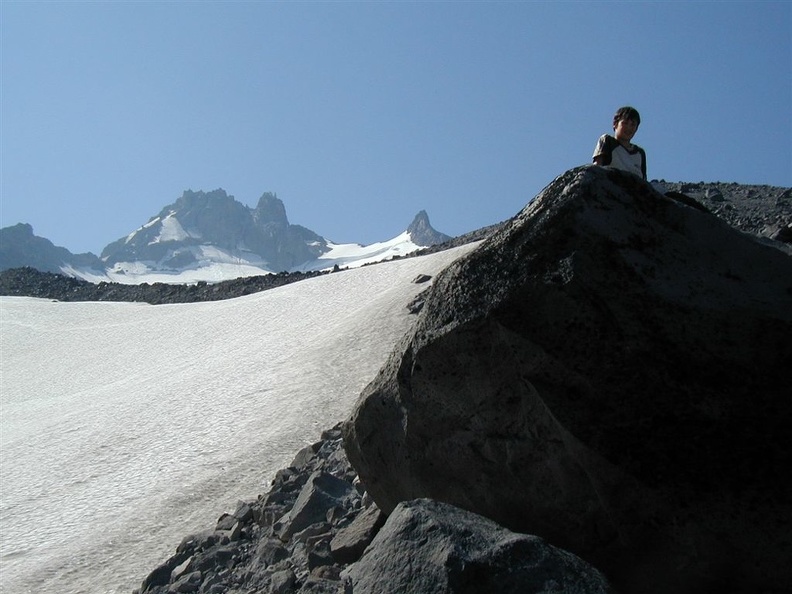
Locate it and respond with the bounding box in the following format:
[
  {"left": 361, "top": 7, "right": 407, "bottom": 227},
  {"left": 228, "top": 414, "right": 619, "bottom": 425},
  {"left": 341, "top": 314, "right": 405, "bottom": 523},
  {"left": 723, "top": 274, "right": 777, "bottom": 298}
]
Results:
[
  {"left": 0, "top": 223, "right": 105, "bottom": 274},
  {"left": 0, "top": 189, "right": 451, "bottom": 283}
]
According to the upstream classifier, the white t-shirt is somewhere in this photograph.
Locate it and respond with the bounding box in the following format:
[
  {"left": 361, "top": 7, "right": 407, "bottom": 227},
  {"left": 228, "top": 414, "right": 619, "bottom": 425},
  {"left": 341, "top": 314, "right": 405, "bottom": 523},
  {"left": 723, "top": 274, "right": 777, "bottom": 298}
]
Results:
[{"left": 592, "top": 134, "right": 646, "bottom": 179}]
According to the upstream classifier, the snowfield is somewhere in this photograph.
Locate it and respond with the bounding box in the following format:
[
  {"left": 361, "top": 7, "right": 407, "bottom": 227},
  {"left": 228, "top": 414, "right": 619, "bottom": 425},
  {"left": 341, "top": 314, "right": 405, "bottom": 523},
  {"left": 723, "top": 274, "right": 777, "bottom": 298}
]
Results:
[{"left": 0, "top": 243, "right": 477, "bottom": 594}]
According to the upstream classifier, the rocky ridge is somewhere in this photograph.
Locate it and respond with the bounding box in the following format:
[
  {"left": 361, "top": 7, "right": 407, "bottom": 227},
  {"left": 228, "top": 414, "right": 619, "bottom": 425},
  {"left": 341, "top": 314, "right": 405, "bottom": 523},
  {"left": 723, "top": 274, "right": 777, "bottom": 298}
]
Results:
[{"left": 0, "top": 267, "right": 328, "bottom": 305}]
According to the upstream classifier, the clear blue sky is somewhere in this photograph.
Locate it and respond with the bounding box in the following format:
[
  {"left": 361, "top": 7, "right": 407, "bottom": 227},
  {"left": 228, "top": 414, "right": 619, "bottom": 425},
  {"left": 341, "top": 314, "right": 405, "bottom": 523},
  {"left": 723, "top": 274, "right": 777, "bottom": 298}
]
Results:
[{"left": 2, "top": 1, "right": 790, "bottom": 255}]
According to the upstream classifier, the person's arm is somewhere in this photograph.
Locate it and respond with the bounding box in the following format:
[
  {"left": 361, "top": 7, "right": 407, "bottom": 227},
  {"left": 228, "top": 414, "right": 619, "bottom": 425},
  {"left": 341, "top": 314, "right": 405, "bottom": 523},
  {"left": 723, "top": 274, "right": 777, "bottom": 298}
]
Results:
[{"left": 592, "top": 134, "right": 612, "bottom": 166}]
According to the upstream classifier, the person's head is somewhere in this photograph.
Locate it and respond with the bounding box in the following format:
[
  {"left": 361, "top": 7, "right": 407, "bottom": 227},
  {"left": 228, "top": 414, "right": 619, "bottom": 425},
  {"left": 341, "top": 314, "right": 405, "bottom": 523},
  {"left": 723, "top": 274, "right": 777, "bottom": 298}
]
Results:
[
  {"left": 612, "top": 106, "right": 640, "bottom": 144},
  {"left": 613, "top": 106, "right": 640, "bottom": 129}
]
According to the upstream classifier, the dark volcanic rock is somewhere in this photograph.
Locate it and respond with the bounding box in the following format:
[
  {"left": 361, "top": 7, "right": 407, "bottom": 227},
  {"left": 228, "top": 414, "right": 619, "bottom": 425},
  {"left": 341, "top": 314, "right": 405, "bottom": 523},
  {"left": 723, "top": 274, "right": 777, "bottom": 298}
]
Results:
[
  {"left": 343, "top": 166, "right": 792, "bottom": 593},
  {"left": 343, "top": 498, "right": 612, "bottom": 594},
  {"left": 135, "top": 423, "right": 611, "bottom": 594},
  {"left": 654, "top": 179, "right": 791, "bottom": 245},
  {"left": 329, "top": 503, "right": 385, "bottom": 565},
  {"left": 135, "top": 425, "right": 357, "bottom": 594}
]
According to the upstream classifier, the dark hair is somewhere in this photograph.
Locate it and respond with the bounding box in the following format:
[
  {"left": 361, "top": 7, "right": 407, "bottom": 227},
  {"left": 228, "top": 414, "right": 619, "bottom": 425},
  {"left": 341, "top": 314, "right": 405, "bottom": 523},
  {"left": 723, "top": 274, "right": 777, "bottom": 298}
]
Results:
[{"left": 613, "top": 106, "right": 641, "bottom": 128}]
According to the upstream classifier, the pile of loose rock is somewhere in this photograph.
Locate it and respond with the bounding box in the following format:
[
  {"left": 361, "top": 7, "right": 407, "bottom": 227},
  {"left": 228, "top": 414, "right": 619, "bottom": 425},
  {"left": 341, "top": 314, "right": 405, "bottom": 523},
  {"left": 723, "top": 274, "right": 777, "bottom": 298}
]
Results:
[
  {"left": 653, "top": 179, "right": 791, "bottom": 244},
  {"left": 135, "top": 423, "right": 609, "bottom": 594},
  {"left": 0, "top": 268, "right": 328, "bottom": 304},
  {"left": 135, "top": 424, "right": 369, "bottom": 594}
]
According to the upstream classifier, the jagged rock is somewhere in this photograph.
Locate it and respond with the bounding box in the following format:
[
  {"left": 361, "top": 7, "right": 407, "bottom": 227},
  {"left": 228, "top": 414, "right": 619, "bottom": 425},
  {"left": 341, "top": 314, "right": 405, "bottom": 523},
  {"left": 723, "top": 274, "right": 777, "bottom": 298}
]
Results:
[
  {"left": 279, "top": 472, "right": 360, "bottom": 540},
  {"left": 343, "top": 166, "right": 792, "bottom": 593},
  {"left": 270, "top": 569, "right": 297, "bottom": 593},
  {"left": 343, "top": 498, "right": 612, "bottom": 594},
  {"left": 168, "top": 570, "right": 201, "bottom": 593},
  {"left": 250, "top": 538, "right": 290, "bottom": 570},
  {"left": 140, "top": 551, "right": 191, "bottom": 592},
  {"left": 406, "top": 288, "right": 430, "bottom": 314},
  {"left": 329, "top": 504, "right": 385, "bottom": 565}
]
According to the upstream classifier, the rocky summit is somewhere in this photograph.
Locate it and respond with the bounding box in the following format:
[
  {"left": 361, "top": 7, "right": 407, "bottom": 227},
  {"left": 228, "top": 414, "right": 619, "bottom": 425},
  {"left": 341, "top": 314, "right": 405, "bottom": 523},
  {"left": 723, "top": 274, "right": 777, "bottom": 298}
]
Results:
[{"left": 343, "top": 165, "right": 792, "bottom": 593}]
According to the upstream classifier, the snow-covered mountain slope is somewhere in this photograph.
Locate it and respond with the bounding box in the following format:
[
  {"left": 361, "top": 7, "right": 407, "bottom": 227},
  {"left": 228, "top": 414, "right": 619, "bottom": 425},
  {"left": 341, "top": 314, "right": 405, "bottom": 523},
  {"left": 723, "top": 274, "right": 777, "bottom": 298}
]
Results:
[
  {"left": 99, "top": 190, "right": 328, "bottom": 276},
  {"left": 65, "top": 231, "right": 425, "bottom": 284},
  {"left": 0, "top": 242, "right": 478, "bottom": 594}
]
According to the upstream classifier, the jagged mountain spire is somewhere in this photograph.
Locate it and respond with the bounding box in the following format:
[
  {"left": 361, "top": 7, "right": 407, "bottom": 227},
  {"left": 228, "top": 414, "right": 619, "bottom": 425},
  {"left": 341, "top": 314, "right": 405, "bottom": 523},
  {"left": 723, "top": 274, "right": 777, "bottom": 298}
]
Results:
[{"left": 407, "top": 210, "right": 451, "bottom": 247}]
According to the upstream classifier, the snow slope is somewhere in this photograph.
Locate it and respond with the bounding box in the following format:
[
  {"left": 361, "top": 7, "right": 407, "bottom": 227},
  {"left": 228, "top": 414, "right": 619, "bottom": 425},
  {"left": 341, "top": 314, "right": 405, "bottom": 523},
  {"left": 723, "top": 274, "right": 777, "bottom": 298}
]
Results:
[
  {"left": 0, "top": 242, "right": 478, "bottom": 594},
  {"left": 296, "top": 231, "right": 421, "bottom": 272}
]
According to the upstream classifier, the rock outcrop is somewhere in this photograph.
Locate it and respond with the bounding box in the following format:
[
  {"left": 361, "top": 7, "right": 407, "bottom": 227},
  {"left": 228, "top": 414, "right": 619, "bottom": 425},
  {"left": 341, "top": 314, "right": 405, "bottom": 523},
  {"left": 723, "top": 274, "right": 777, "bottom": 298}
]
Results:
[{"left": 343, "top": 166, "right": 792, "bottom": 593}]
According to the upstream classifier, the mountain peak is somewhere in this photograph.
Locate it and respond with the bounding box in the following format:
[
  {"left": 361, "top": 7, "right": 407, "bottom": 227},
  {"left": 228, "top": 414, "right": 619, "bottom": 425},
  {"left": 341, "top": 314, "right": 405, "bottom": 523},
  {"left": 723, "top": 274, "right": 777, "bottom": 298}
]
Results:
[
  {"left": 254, "top": 192, "right": 288, "bottom": 225},
  {"left": 407, "top": 210, "right": 451, "bottom": 247}
]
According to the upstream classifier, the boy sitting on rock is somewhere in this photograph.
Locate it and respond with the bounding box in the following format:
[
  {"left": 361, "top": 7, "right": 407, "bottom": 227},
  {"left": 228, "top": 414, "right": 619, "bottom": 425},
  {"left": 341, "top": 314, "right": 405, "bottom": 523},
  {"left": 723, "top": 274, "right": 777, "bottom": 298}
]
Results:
[{"left": 592, "top": 106, "right": 647, "bottom": 180}]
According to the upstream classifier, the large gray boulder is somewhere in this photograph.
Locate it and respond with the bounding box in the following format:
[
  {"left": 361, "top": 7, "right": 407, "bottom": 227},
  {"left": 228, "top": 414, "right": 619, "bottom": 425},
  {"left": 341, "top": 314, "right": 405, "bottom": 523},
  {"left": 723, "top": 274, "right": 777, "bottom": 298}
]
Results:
[
  {"left": 343, "top": 166, "right": 792, "bottom": 593},
  {"left": 343, "top": 498, "right": 612, "bottom": 594}
]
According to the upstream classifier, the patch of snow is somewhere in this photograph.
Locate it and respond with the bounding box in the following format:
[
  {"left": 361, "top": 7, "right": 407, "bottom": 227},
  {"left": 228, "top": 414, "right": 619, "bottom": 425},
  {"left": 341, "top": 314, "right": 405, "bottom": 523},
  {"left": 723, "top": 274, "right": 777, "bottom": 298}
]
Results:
[
  {"left": 125, "top": 216, "right": 162, "bottom": 244},
  {"left": 68, "top": 247, "right": 277, "bottom": 284},
  {"left": 151, "top": 212, "right": 194, "bottom": 244},
  {"left": 297, "top": 231, "right": 421, "bottom": 272}
]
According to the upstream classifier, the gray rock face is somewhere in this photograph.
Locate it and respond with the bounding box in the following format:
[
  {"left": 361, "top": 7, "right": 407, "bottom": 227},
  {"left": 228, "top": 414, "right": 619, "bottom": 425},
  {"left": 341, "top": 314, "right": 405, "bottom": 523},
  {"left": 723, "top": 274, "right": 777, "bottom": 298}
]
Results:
[
  {"left": 344, "top": 498, "right": 612, "bottom": 594},
  {"left": 343, "top": 166, "right": 792, "bottom": 593}
]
